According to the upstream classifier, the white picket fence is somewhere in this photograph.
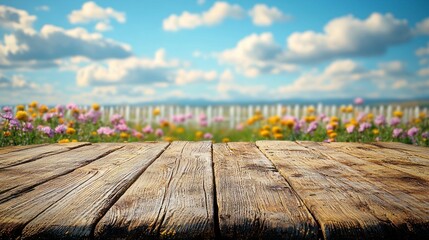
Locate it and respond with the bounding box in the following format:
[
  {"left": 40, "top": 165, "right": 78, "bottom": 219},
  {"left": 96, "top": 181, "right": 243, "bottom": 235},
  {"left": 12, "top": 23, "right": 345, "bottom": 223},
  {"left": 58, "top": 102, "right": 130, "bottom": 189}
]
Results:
[{"left": 77, "top": 104, "right": 428, "bottom": 128}]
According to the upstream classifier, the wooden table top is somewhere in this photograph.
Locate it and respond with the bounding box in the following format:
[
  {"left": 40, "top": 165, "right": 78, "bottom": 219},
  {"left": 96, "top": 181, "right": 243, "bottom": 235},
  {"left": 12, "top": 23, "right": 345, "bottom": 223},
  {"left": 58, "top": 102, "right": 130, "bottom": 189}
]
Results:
[{"left": 0, "top": 141, "right": 428, "bottom": 239}]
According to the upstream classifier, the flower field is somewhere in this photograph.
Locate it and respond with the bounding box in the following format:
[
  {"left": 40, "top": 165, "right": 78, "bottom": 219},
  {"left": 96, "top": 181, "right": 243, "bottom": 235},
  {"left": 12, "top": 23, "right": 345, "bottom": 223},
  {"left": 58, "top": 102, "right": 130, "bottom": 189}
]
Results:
[{"left": 1, "top": 100, "right": 428, "bottom": 147}]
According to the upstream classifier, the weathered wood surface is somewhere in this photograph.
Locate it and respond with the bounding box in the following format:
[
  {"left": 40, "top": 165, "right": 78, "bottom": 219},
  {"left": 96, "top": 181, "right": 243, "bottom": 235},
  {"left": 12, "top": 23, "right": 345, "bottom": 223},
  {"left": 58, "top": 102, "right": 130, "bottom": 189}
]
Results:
[
  {"left": 0, "top": 144, "right": 48, "bottom": 155},
  {"left": 0, "top": 142, "right": 90, "bottom": 169},
  {"left": 96, "top": 141, "right": 215, "bottom": 239},
  {"left": 0, "top": 141, "right": 428, "bottom": 240},
  {"left": 214, "top": 142, "right": 318, "bottom": 239}
]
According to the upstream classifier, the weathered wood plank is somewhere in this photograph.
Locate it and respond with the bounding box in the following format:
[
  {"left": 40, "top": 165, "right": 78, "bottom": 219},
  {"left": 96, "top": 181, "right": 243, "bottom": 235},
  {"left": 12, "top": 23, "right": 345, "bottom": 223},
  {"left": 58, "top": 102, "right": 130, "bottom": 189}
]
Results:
[
  {"left": 372, "top": 142, "right": 429, "bottom": 160},
  {"left": 0, "top": 142, "right": 91, "bottom": 169},
  {"left": 21, "top": 142, "right": 169, "bottom": 239},
  {"left": 0, "top": 144, "right": 48, "bottom": 155},
  {"left": 0, "top": 143, "right": 122, "bottom": 202},
  {"left": 328, "top": 142, "right": 429, "bottom": 181},
  {"left": 214, "top": 142, "right": 318, "bottom": 239},
  {"left": 95, "top": 141, "right": 215, "bottom": 239},
  {"left": 257, "top": 141, "right": 429, "bottom": 240}
]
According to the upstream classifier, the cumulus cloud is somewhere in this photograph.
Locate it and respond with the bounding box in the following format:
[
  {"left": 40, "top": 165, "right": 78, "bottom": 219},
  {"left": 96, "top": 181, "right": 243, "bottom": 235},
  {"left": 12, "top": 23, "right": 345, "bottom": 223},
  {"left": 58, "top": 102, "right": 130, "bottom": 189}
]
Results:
[
  {"left": 416, "top": 42, "right": 429, "bottom": 56},
  {"left": 285, "top": 13, "right": 412, "bottom": 62},
  {"left": 68, "top": 1, "right": 125, "bottom": 24},
  {"left": 249, "top": 4, "right": 289, "bottom": 26},
  {"left": 0, "top": 24, "right": 132, "bottom": 69},
  {"left": 175, "top": 69, "right": 217, "bottom": 85},
  {"left": 0, "top": 5, "right": 36, "bottom": 34},
  {"left": 76, "top": 49, "right": 181, "bottom": 86},
  {"left": 163, "top": 1, "right": 245, "bottom": 31},
  {"left": 95, "top": 22, "right": 112, "bottom": 32},
  {"left": 35, "top": 5, "right": 50, "bottom": 12},
  {"left": 415, "top": 17, "right": 429, "bottom": 35},
  {"left": 218, "top": 32, "right": 297, "bottom": 77},
  {"left": 216, "top": 70, "right": 267, "bottom": 99}
]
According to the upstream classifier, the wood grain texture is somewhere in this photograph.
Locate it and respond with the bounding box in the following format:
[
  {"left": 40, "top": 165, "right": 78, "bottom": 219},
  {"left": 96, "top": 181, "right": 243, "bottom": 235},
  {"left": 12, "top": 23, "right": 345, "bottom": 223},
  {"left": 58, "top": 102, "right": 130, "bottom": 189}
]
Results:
[
  {"left": 0, "top": 143, "right": 122, "bottom": 203},
  {"left": 257, "top": 141, "right": 429, "bottom": 240},
  {"left": 95, "top": 141, "right": 215, "bottom": 240},
  {"left": 0, "top": 142, "right": 90, "bottom": 169},
  {"left": 214, "top": 142, "right": 318, "bottom": 239},
  {"left": 372, "top": 142, "right": 429, "bottom": 160},
  {"left": 21, "top": 142, "right": 169, "bottom": 239},
  {"left": 0, "top": 144, "right": 48, "bottom": 155},
  {"left": 327, "top": 142, "right": 429, "bottom": 181}
]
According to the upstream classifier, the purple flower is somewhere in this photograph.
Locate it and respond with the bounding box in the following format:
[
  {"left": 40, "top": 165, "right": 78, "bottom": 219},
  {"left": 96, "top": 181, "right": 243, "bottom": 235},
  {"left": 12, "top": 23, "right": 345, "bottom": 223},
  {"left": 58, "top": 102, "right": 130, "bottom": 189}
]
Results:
[
  {"left": 422, "top": 131, "right": 429, "bottom": 139},
  {"left": 110, "top": 114, "right": 123, "bottom": 125},
  {"left": 41, "top": 126, "right": 54, "bottom": 138},
  {"left": 77, "top": 113, "right": 87, "bottom": 123},
  {"left": 359, "top": 122, "right": 371, "bottom": 132},
  {"left": 407, "top": 127, "right": 419, "bottom": 138},
  {"left": 115, "top": 123, "right": 129, "bottom": 132},
  {"left": 306, "top": 121, "right": 318, "bottom": 134},
  {"left": 66, "top": 103, "right": 78, "bottom": 110},
  {"left": 392, "top": 128, "right": 403, "bottom": 138},
  {"left": 142, "top": 125, "right": 153, "bottom": 134},
  {"left": 390, "top": 117, "right": 401, "bottom": 127},
  {"left": 0, "top": 112, "right": 13, "bottom": 120},
  {"left": 346, "top": 125, "right": 355, "bottom": 133},
  {"left": 374, "top": 115, "right": 386, "bottom": 126},
  {"left": 23, "top": 122, "right": 33, "bottom": 132},
  {"left": 56, "top": 104, "right": 65, "bottom": 113},
  {"left": 97, "top": 127, "right": 115, "bottom": 136},
  {"left": 55, "top": 124, "right": 67, "bottom": 134},
  {"left": 9, "top": 119, "right": 21, "bottom": 128},
  {"left": 85, "top": 110, "right": 101, "bottom": 123},
  {"left": 173, "top": 114, "right": 186, "bottom": 123},
  {"left": 155, "top": 128, "right": 164, "bottom": 137},
  {"left": 43, "top": 112, "right": 56, "bottom": 122},
  {"left": 2, "top": 106, "right": 12, "bottom": 113},
  {"left": 203, "top": 132, "right": 213, "bottom": 139}
]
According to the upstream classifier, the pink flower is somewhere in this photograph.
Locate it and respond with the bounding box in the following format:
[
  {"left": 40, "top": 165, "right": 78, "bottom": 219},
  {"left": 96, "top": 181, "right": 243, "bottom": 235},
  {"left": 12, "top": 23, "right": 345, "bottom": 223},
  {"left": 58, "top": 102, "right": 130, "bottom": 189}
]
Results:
[
  {"left": 66, "top": 103, "right": 78, "bottom": 110},
  {"left": 199, "top": 120, "right": 208, "bottom": 127},
  {"left": 41, "top": 126, "right": 54, "bottom": 138},
  {"left": 203, "top": 132, "right": 213, "bottom": 139},
  {"left": 346, "top": 125, "right": 355, "bottom": 133},
  {"left": 306, "top": 121, "right": 318, "bottom": 134},
  {"left": 55, "top": 124, "right": 67, "bottom": 134},
  {"left": 359, "top": 122, "right": 371, "bottom": 132},
  {"left": 356, "top": 112, "right": 366, "bottom": 122},
  {"left": 185, "top": 113, "right": 193, "bottom": 119},
  {"left": 213, "top": 116, "right": 224, "bottom": 122},
  {"left": 422, "top": 131, "right": 429, "bottom": 139},
  {"left": 142, "top": 125, "right": 153, "bottom": 134},
  {"left": 97, "top": 127, "right": 115, "bottom": 136},
  {"left": 23, "top": 122, "right": 33, "bottom": 132},
  {"left": 354, "top": 97, "right": 364, "bottom": 105},
  {"left": 155, "top": 128, "right": 164, "bottom": 137},
  {"left": 407, "top": 127, "right": 419, "bottom": 138},
  {"left": 115, "top": 123, "right": 129, "bottom": 132},
  {"left": 374, "top": 115, "right": 386, "bottom": 126},
  {"left": 199, "top": 113, "right": 207, "bottom": 121},
  {"left": 392, "top": 128, "right": 403, "bottom": 138},
  {"left": 2, "top": 106, "right": 12, "bottom": 113},
  {"left": 110, "top": 114, "right": 123, "bottom": 125},
  {"left": 390, "top": 117, "right": 401, "bottom": 127},
  {"left": 236, "top": 123, "right": 244, "bottom": 131}
]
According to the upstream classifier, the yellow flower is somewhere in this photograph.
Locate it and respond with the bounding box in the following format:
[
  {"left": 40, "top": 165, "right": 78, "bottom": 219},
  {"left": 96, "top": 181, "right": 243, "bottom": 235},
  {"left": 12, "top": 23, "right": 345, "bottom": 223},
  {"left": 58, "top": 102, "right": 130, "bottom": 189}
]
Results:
[
  {"left": 346, "top": 106, "right": 353, "bottom": 113},
  {"left": 393, "top": 111, "right": 403, "bottom": 118},
  {"left": 329, "top": 132, "right": 337, "bottom": 138},
  {"left": 66, "top": 127, "right": 76, "bottom": 135},
  {"left": 268, "top": 115, "right": 280, "bottom": 125},
  {"left": 58, "top": 118, "right": 64, "bottom": 124},
  {"left": 419, "top": 112, "right": 426, "bottom": 119},
  {"left": 327, "top": 129, "right": 334, "bottom": 135},
  {"left": 262, "top": 125, "right": 271, "bottom": 131},
  {"left": 120, "top": 132, "right": 129, "bottom": 139},
  {"left": 281, "top": 107, "right": 287, "bottom": 115},
  {"left": 281, "top": 119, "right": 295, "bottom": 128},
  {"left": 413, "top": 118, "right": 421, "bottom": 124},
  {"left": 92, "top": 103, "right": 100, "bottom": 111},
  {"left": 274, "top": 133, "right": 283, "bottom": 140},
  {"left": 32, "top": 113, "right": 37, "bottom": 118},
  {"left": 58, "top": 139, "right": 70, "bottom": 143},
  {"left": 160, "top": 120, "right": 170, "bottom": 128},
  {"left": 28, "top": 107, "right": 34, "bottom": 114},
  {"left": 330, "top": 116, "right": 339, "bottom": 122},
  {"left": 134, "top": 132, "right": 143, "bottom": 139},
  {"left": 307, "top": 106, "right": 315, "bottom": 114},
  {"left": 305, "top": 115, "right": 316, "bottom": 123},
  {"left": 340, "top": 106, "right": 347, "bottom": 113},
  {"left": 39, "top": 105, "right": 48, "bottom": 114},
  {"left": 195, "top": 131, "right": 203, "bottom": 139},
  {"left": 260, "top": 129, "right": 270, "bottom": 137},
  {"left": 91, "top": 131, "right": 97, "bottom": 136},
  {"left": 372, "top": 129, "right": 379, "bottom": 135},
  {"left": 29, "top": 101, "right": 38, "bottom": 108},
  {"left": 222, "top": 138, "right": 230, "bottom": 143},
  {"left": 272, "top": 126, "right": 282, "bottom": 134},
  {"left": 15, "top": 111, "right": 29, "bottom": 121},
  {"left": 17, "top": 105, "right": 25, "bottom": 111},
  {"left": 3, "top": 131, "right": 11, "bottom": 137},
  {"left": 67, "top": 121, "right": 74, "bottom": 128},
  {"left": 163, "top": 136, "right": 174, "bottom": 142},
  {"left": 175, "top": 127, "right": 185, "bottom": 134},
  {"left": 329, "top": 138, "right": 336, "bottom": 142},
  {"left": 153, "top": 108, "right": 161, "bottom": 116},
  {"left": 367, "top": 113, "right": 374, "bottom": 120},
  {"left": 72, "top": 139, "right": 78, "bottom": 142}
]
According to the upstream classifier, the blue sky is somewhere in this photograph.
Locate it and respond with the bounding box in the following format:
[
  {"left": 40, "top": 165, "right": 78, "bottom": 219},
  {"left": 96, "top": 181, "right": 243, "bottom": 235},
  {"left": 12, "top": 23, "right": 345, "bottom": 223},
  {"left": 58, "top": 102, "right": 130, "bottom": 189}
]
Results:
[{"left": 1, "top": 0, "right": 429, "bottom": 104}]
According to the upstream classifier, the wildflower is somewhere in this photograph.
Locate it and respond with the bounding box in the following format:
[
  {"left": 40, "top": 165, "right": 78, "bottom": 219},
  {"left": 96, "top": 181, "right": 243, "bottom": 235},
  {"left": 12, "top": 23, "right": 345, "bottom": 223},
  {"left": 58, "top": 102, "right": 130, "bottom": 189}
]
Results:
[
  {"left": 85, "top": 110, "right": 102, "bottom": 123},
  {"left": 66, "top": 127, "right": 76, "bottom": 135},
  {"left": 66, "top": 103, "right": 78, "bottom": 110},
  {"left": 419, "top": 112, "right": 426, "bottom": 119},
  {"left": 91, "top": 131, "right": 97, "bottom": 136},
  {"left": 306, "top": 121, "right": 318, "bottom": 134},
  {"left": 17, "top": 105, "right": 25, "bottom": 111},
  {"left": 213, "top": 116, "right": 224, "bottom": 123},
  {"left": 155, "top": 128, "right": 164, "bottom": 137},
  {"left": 393, "top": 111, "right": 403, "bottom": 118},
  {"left": 372, "top": 129, "right": 380, "bottom": 135},
  {"left": 422, "top": 131, "right": 429, "bottom": 139},
  {"left": 110, "top": 114, "right": 123, "bottom": 125},
  {"left": 204, "top": 132, "right": 213, "bottom": 139},
  {"left": 1, "top": 112, "right": 13, "bottom": 120},
  {"left": 160, "top": 119, "right": 170, "bottom": 128},
  {"left": 272, "top": 126, "right": 282, "bottom": 134},
  {"left": 92, "top": 103, "right": 100, "bottom": 111},
  {"left": 29, "top": 101, "right": 38, "bottom": 108},
  {"left": 329, "top": 132, "right": 337, "bottom": 138},
  {"left": 115, "top": 123, "right": 129, "bottom": 132},
  {"left": 392, "top": 128, "right": 403, "bottom": 138},
  {"left": 390, "top": 117, "right": 401, "bottom": 127},
  {"left": 153, "top": 108, "right": 161, "bottom": 116},
  {"left": 97, "top": 127, "right": 115, "bottom": 136},
  {"left": 9, "top": 119, "right": 21, "bottom": 128},
  {"left": 56, "top": 104, "right": 65, "bottom": 114},
  {"left": 23, "top": 122, "right": 33, "bottom": 132},
  {"left": 260, "top": 130, "right": 270, "bottom": 137},
  {"left": 42, "top": 126, "right": 54, "bottom": 138},
  {"left": 354, "top": 97, "right": 364, "bottom": 105},
  {"left": 58, "top": 139, "right": 70, "bottom": 143},
  {"left": 346, "top": 106, "right": 353, "bottom": 113},
  {"left": 274, "top": 133, "right": 283, "bottom": 139},
  {"left": 330, "top": 116, "right": 339, "bottom": 122},
  {"left": 307, "top": 106, "right": 315, "bottom": 114},
  {"left": 142, "top": 125, "right": 154, "bottom": 134},
  {"left": 163, "top": 136, "right": 174, "bottom": 142},
  {"left": 185, "top": 113, "right": 193, "bottom": 119},
  {"left": 173, "top": 114, "right": 186, "bottom": 123},
  {"left": 3, "top": 131, "right": 11, "bottom": 137},
  {"left": 358, "top": 122, "right": 371, "bottom": 132},
  {"left": 222, "top": 138, "right": 230, "bottom": 143},
  {"left": 72, "top": 139, "right": 78, "bottom": 142},
  {"left": 195, "top": 131, "right": 203, "bottom": 139},
  {"left": 236, "top": 123, "right": 244, "bottom": 131},
  {"left": 133, "top": 131, "right": 144, "bottom": 139},
  {"left": 407, "top": 127, "right": 419, "bottom": 138},
  {"left": 15, "top": 111, "right": 29, "bottom": 121},
  {"left": 120, "top": 132, "right": 129, "bottom": 139},
  {"left": 367, "top": 113, "right": 374, "bottom": 121},
  {"left": 262, "top": 125, "right": 271, "bottom": 131},
  {"left": 304, "top": 115, "right": 316, "bottom": 123},
  {"left": 2, "top": 106, "right": 12, "bottom": 112},
  {"left": 356, "top": 112, "right": 366, "bottom": 122},
  {"left": 374, "top": 115, "right": 386, "bottom": 126},
  {"left": 346, "top": 125, "right": 355, "bottom": 133},
  {"left": 55, "top": 124, "right": 67, "bottom": 134},
  {"left": 39, "top": 105, "right": 48, "bottom": 114},
  {"left": 268, "top": 115, "right": 280, "bottom": 124},
  {"left": 43, "top": 112, "right": 56, "bottom": 122}
]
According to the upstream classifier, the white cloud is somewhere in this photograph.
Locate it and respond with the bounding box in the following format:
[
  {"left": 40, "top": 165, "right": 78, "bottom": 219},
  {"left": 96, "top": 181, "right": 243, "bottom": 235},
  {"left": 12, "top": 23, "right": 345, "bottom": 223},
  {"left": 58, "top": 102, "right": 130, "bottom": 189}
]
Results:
[
  {"left": 0, "top": 24, "right": 132, "bottom": 69},
  {"left": 76, "top": 49, "right": 181, "bottom": 86},
  {"left": 249, "top": 4, "right": 289, "bottom": 26},
  {"left": 95, "top": 22, "right": 112, "bottom": 32},
  {"left": 163, "top": 1, "right": 245, "bottom": 31},
  {"left": 0, "top": 5, "right": 36, "bottom": 34},
  {"left": 68, "top": 1, "right": 125, "bottom": 24},
  {"left": 197, "top": 0, "right": 206, "bottom": 5},
  {"left": 393, "top": 80, "right": 407, "bottom": 89},
  {"left": 216, "top": 70, "right": 267, "bottom": 99},
  {"left": 35, "top": 5, "right": 50, "bottom": 12},
  {"left": 285, "top": 13, "right": 412, "bottom": 62},
  {"left": 218, "top": 32, "right": 297, "bottom": 77},
  {"left": 418, "top": 67, "right": 429, "bottom": 77},
  {"left": 416, "top": 42, "right": 429, "bottom": 56},
  {"left": 415, "top": 17, "right": 429, "bottom": 35},
  {"left": 175, "top": 69, "right": 217, "bottom": 85}
]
